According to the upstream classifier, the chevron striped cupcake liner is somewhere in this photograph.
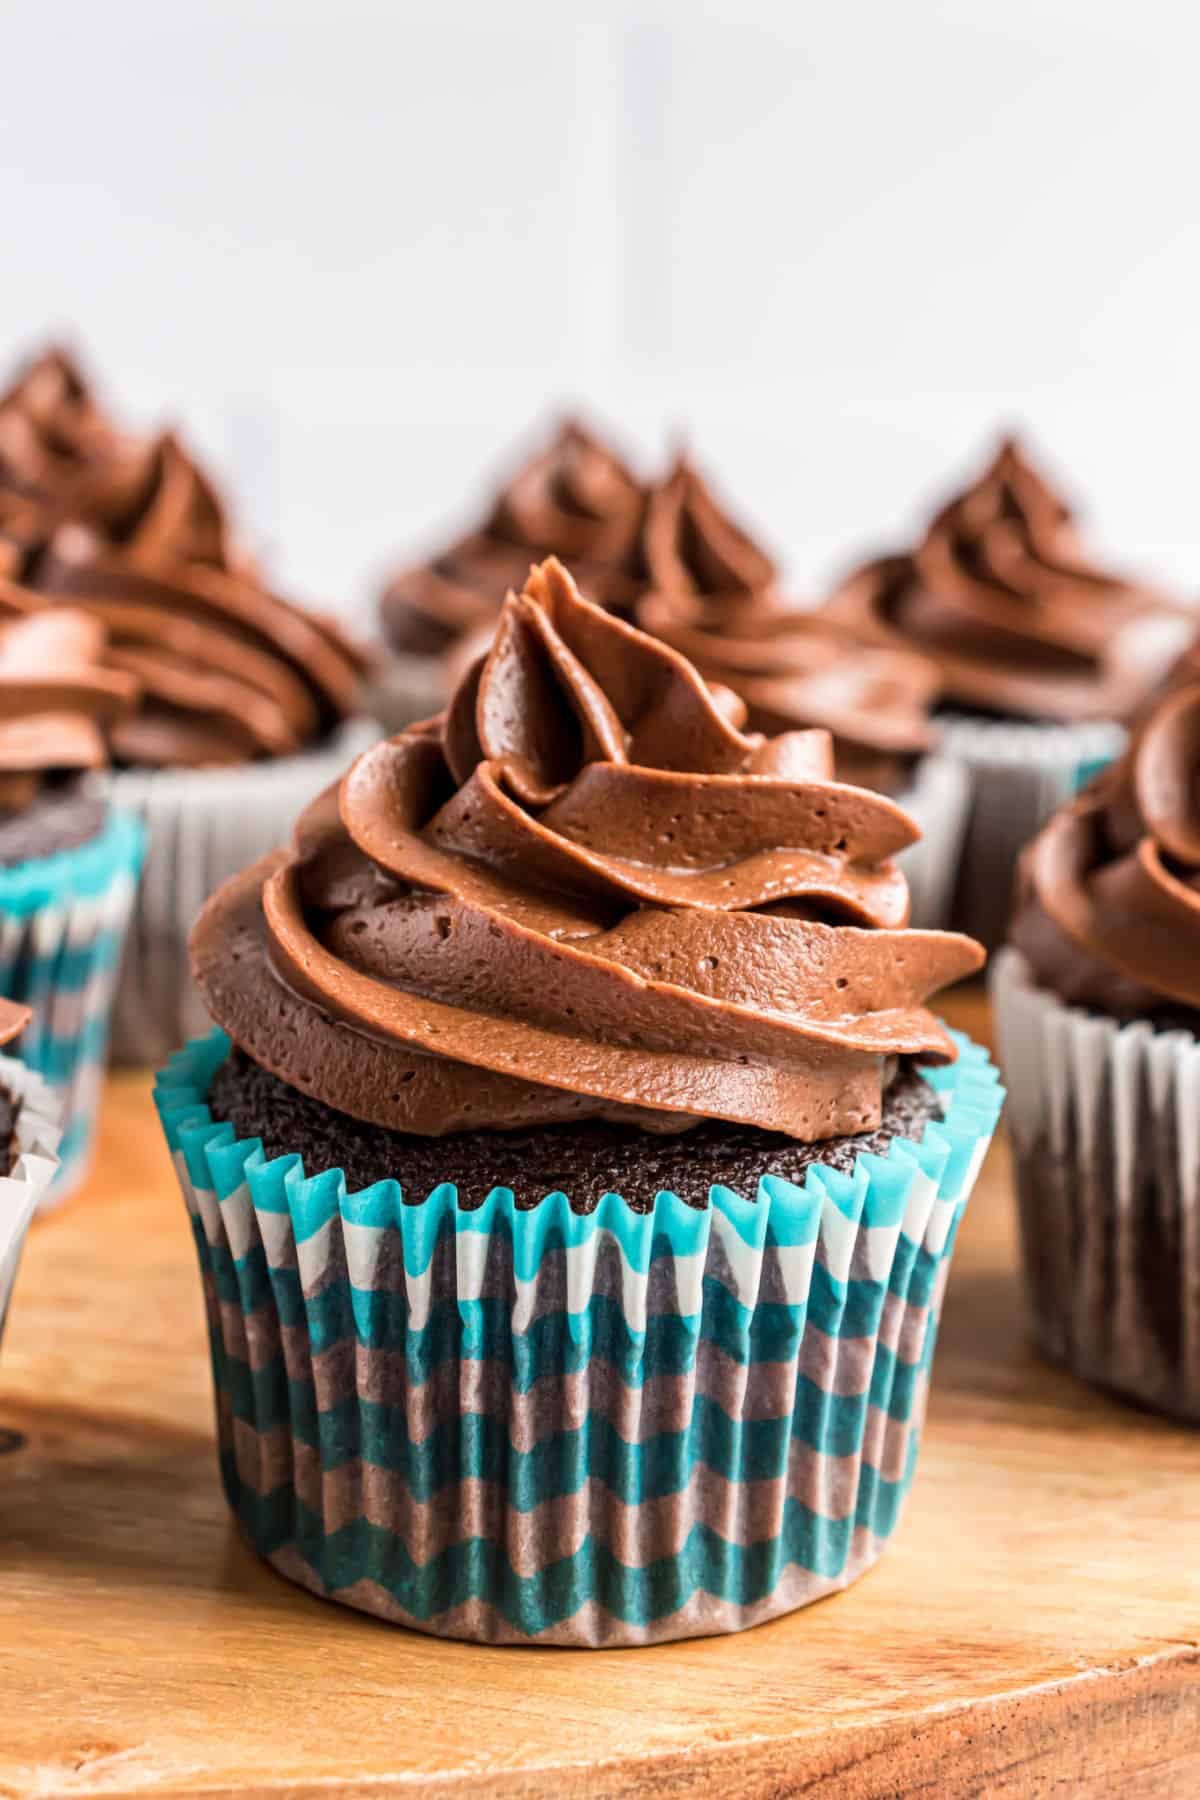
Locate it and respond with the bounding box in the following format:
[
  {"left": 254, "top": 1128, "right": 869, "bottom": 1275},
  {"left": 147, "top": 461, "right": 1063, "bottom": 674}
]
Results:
[
  {"left": 104, "top": 716, "right": 381, "bottom": 1068},
  {"left": 938, "top": 714, "right": 1126, "bottom": 948},
  {"left": 994, "top": 948, "right": 1200, "bottom": 1424},
  {"left": 0, "top": 810, "right": 145, "bottom": 1207},
  {"left": 0, "top": 1052, "right": 61, "bottom": 1348},
  {"left": 155, "top": 1029, "right": 1002, "bottom": 1646}
]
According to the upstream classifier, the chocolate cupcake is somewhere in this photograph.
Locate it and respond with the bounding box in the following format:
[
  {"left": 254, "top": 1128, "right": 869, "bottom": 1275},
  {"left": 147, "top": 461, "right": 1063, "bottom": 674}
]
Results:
[
  {"left": 826, "top": 436, "right": 1194, "bottom": 945},
  {"left": 0, "top": 997, "right": 61, "bottom": 1350},
  {"left": 636, "top": 457, "right": 968, "bottom": 925},
  {"left": 6, "top": 428, "right": 376, "bottom": 1064},
  {"left": 156, "top": 558, "right": 1001, "bottom": 1645},
  {"left": 372, "top": 418, "right": 646, "bottom": 730},
  {"left": 0, "top": 608, "right": 144, "bottom": 1202},
  {"left": 994, "top": 678, "right": 1200, "bottom": 1421}
]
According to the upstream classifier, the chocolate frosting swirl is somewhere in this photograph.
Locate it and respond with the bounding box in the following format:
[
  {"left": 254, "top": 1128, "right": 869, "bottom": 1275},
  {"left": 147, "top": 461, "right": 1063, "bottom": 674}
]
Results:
[
  {"left": 1012, "top": 680, "right": 1200, "bottom": 1019},
  {"left": 22, "top": 433, "right": 366, "bottom": 768},
  {"left": 195, "top": 559, "right": 982, "bottom": 1141},
  {"left": 0, "top": 346, "right": 138, "bottom": 518},
  {"left": 67, "top": 428, "right": 236, "bottom": 570},
  {"left": 381, "top": 419, "right": 646, "bottom": 657},
  {"left": 0, "top": 503, "right": 48, "bottom": 617},
  {"left": 0, "top": 608, "right": 135, "bottom": 813},
  {"left": 826, "top": 437, "right": 1192, "bottom": 722},
  {"left": 637, "top": 459, "right": 939, "bottom": 792}
]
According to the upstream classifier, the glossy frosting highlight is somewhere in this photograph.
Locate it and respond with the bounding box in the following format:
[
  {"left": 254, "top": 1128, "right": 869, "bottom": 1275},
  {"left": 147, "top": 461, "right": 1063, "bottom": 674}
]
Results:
[
  {"left": 195, "top": 558, "right": 981, "bottom": 1140},
  {"left": 637, "top": 458, "right": 939, "bottom": 792},
  {"left": 827, "top": 437, "right": 1192, "bottom": 722},
  {"left": 1012, "top": 680, "right": 1200, "bottom": 1017},
  {"left": 381, "top": 419, "right": 646, "bottom": 657}
]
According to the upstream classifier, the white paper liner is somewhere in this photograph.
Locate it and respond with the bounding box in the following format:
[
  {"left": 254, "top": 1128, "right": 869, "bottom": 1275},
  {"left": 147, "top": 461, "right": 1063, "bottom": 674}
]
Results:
[
  {"left": 938, "top": 714, "right": 1126, "bottom": 948},
  {"left": 895, "top": 752, "right": 970, "bottom": 929},
  {"left": 0, "top": 1053, "right": 61, "bottom": 1347},
  {"left": 992, "top": 946, "right": 1200, "bottom": 1422},
  {"left": 105, "top": 717, "right": 381, "bottom": 1067}
]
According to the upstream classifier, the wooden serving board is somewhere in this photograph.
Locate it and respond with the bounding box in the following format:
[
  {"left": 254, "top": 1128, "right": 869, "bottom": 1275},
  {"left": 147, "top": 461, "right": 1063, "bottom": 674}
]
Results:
[{"left": 1, "top": 988, "right": 1198, "bottom": 1799}]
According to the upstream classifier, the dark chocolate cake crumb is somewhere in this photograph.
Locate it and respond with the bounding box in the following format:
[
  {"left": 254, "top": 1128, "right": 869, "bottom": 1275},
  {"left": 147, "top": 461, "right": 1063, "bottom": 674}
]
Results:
[
  {"left": 0, "top": 1083, "right": 18, "bottom": 1177},
  {"left": 207, "top": 1052, "right": 944, "bottom": 1212},
  {"left": 0, "top": 785, "right": 107, "bottom": 868}
]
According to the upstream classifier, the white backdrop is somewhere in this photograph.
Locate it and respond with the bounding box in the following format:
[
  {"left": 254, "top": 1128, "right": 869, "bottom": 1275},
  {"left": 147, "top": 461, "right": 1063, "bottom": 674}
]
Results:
[{"left": 5, "top": 0, "right": 1199, "bottom": 622}]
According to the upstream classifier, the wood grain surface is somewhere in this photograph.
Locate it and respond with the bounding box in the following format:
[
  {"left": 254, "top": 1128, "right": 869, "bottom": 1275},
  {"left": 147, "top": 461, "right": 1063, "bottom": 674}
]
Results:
[{"left": 1, "top": 987, "right": 1198, "bottom": 1799}]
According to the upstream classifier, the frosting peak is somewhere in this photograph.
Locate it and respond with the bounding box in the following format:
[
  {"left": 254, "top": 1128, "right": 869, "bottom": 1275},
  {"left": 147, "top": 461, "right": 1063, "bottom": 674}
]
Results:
[
  {"left": 827, "top": 435, "right": 1192, "bottom": 722},
  {"left": 642, "top": 456, "right": 777, "bottom": 599},
  {"left": 70, "top": 430, "right": 235, "bottom": 571},
  {"left": 380, "top": 417, "right": 647, "bottom": 658},
  {"left": 1013, "top": 680, "right": 1200, "bottom": 1017},
  {"left": 0, "top": 346, "right": 131, "bottom": 516},
  {"left": 196, "top": 558, "right": 981, "bottom": 1142},
  {"left": 636, "top": 460, "right": 939, "bottom": 793},
  {"left": 917, "top": 437, "right": 1115, "bottom": 604},
  {"left": 488, "top": 420, "right": 645, "bottom": 572}
]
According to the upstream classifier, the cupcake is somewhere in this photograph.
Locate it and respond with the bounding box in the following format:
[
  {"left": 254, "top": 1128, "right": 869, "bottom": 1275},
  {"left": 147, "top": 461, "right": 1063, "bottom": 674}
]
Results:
[
  {"left": 0, "top": 607, "right": 144, "bottom": 1203},
  {"left": 373, "top": 417, "right": 646, "bottom": 730},
  {"left": 156, "top": 557, "right": 1001, "bottom": 1646},
  {"left": 994, "top": 679, "right": 1200, "bottom": 1422},
  {"left": 0, "top": 997, "right": 61, "bottom": 1348},
  {"left": 8, "top": 428, "right": 375, "bottom": 1064},
  {"left": 826, "top": 436, "right": 1194, "bottom": 945},
  {"left": 636, "top": 456, "right": 968, "bottom": 926}
]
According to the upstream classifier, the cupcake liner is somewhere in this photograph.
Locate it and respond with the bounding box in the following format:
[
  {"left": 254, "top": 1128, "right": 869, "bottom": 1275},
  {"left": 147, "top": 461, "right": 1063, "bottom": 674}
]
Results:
[
  {"left": 364, "top": 656, "right": 444, "bottom": 736},
  {"left": 894, "top": 752, "right": 970, "bottom": 930},
  {"left": 0, "top": 1053, "right": 62, "bottom": 1346},
  {"left": 937, "top": 714, "right": 1126, "bottom": 949},
  {"left": 993, "top": 946, "right": 1200, "bottom": 1423},
  {"left": 154, "top": 1030, "right": 1002, "bottom": 1646},
  {"left": 0, "top": 811, "right": 145, "bottom": 1206},
  {"left": 105, "top": 718, "right": 381, "bottom": 1067}
]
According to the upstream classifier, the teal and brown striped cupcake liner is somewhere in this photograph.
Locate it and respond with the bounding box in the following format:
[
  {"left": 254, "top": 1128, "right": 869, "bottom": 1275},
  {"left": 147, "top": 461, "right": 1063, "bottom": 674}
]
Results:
[{"left": 156, "top": 1028, "right": 1001, "bottom": 1645}]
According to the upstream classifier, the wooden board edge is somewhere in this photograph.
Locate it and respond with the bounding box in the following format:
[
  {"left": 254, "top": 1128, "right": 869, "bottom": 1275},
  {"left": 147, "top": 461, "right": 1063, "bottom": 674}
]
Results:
[{"left": 36, "top": 1644, "right": 1199, "bottom": 1800}]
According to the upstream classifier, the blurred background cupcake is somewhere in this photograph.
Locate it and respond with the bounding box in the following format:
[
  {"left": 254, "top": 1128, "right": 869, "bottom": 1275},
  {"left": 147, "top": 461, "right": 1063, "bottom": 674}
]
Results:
[
  {"left": 635, "top": 454, "right": 969, "bottom": 925},
  {"left": 372, "top": 414, "right": 646, "bottom": 728},
  {"left": 0, "top": 605, "right": 144, "bottom": 1203},
  {"left": 993, "top": 678, "right": 1200, "bottom": 1421},
  {"left": 0, "top": 343, "right": 376, "bottom": 1067},
  {"left": 0, "top": 998, "right": 60, "bottom": 1350},
  {"left": 825, "top": 436, "right": 1195, "bottom": 945},
  {"left": 157, "top": 557, "right": 1001, "bottom": 1645}
]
